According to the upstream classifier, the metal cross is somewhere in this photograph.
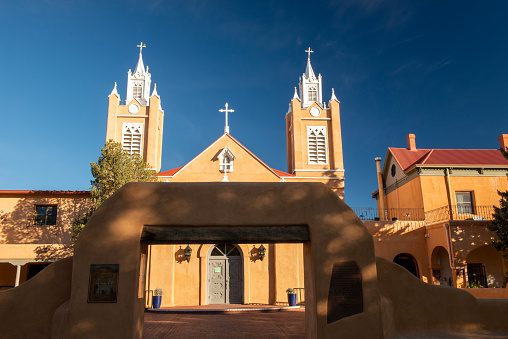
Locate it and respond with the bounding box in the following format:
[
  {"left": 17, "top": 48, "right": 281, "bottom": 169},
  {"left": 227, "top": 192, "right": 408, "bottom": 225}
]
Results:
[
  {"left": 305, "top": 47, "right": 314, "bottom": 59},
  {"left": 219, "top": 103, "right": 234, "bottom": 134},
  {"left": 137, "top": 42, "right": 146, "bottom": 54}
]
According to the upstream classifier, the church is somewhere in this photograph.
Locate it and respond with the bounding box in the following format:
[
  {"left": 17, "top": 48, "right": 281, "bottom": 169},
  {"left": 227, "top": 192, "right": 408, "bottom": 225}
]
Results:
[
  {"left": 1, "top": 44, "right": 507, "bottom": 306},
  {"left": 104, "top": 45, "right": 345, "bottom": 306}
]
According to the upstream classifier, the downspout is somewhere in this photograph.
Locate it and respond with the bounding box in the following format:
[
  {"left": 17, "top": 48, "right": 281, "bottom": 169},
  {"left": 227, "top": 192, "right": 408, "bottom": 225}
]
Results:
[
  {"left": 444, "top": 168, "right": 454, "bottom": 220},
  {"left": 375, "top": 157, "right": 386, "bottom": 220}
]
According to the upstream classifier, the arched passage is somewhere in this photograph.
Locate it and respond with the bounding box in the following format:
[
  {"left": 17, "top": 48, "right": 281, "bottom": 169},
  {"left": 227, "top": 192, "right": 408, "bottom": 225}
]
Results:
[
  {"left": 64, "top": 182, "right": 383, "bottom": 338},
  {"left": 393, "top": 253, "right": 419, "bottom": 278},
  {"left": 431, "top": 246, "right": 452, "bottom": 286},
  {"left": 466, "top": 245, "right": 505, "bottom": 288}
]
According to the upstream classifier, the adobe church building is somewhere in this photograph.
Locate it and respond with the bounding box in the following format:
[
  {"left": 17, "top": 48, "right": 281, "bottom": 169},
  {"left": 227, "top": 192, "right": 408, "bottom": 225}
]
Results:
[{"left": 0, "top": 45, "right": 507, "bottom": 308}]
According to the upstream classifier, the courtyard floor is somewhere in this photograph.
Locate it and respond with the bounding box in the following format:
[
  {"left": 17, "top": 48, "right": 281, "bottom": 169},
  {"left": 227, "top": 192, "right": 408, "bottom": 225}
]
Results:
[{"left": 143, "top": 305, "right": 305, "bottom": 338}]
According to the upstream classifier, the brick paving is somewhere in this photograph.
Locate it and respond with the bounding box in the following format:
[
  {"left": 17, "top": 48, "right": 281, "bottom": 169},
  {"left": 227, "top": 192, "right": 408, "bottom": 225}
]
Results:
[{"left": 143, "top": 307, "right": 305, "bottom": 338}]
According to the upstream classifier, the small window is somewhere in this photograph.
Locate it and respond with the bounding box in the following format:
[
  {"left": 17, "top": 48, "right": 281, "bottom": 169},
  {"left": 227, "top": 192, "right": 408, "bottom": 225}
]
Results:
[
  {"left": 133, "top": 83, "right": 143, "bottom": 99},
  {"left": 34, "top": 205, "right": 57, "bottom": 226},
  {"left": 218, "top": 147, "right": 235, "bottom": 173},
  {"left": 456, "top": 192, "right": 473, "bottom": 214},
  {"left": 308, "top": 86, "right": 317, "bottom": 102}
]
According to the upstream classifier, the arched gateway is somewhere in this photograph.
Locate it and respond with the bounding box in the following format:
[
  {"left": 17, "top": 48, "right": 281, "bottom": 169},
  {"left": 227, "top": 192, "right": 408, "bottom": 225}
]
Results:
[{"left": 66, "top": 182, "right": 383, "bottom": 338}]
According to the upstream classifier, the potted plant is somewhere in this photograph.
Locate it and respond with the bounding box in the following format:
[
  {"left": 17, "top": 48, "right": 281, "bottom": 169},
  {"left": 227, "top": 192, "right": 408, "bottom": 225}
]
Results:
[
  {"left": 152, "top": 288, "right": 163, "bottom": 309},
  {"left": 286, "top": 288, "right": 297, "bottom": 306}
]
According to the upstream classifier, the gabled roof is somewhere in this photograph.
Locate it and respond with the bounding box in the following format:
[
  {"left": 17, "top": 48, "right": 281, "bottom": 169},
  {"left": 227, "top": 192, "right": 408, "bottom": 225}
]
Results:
[
  {"left": 158, "top": 133, "right": 294, "bottom": 179},
  {"left": 389, "top": 147, "right": 508, "bottom": 172}
]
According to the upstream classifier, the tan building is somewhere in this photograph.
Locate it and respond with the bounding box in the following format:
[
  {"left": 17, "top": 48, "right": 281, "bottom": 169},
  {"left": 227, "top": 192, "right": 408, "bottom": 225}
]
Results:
[
  {"left": 371, "top": 134, "right": 508, "bottom": 289},
  {"left": 0, "top": 190, "right": 90, "bottom": 289}
]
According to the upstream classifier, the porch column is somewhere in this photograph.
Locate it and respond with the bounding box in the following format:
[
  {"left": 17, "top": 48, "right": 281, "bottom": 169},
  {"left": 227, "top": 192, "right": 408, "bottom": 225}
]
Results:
[{"left": 14, "top": 265, "right": 21, "bottom": 287}]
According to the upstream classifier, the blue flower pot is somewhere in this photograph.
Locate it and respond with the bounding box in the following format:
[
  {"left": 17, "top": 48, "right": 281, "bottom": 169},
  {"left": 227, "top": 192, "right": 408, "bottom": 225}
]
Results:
[
  {"left": 288, "top": 293, "right": 297, "bottom": 306},
  {"left": 152, "top": 295, "right": 162, "bottom": 309}
]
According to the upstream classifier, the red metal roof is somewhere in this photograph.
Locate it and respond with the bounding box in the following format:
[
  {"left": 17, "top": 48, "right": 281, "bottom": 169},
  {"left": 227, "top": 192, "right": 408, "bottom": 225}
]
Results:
[
  {"left": 270, "top": 169, "right": 295, "bottom": 177},
  {"left": 0, "top": 190, "right": 90, "bottom": 195},
  {"left": 390, "top": 147, "right": 508, "bottom": 172},
  {"left": 158, "top": 167, "right": 183, "bottom": 177}
]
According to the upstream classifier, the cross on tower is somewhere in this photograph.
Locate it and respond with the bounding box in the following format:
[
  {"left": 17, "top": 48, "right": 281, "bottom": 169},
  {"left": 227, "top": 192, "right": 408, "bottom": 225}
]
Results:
[
  {"left": 305, "top": 47, "right": 314, "bottom": 59},
  {"left": 137, "top": 42, "right": 146, "bottom": 55},
  {"left": 219, "top": 103, "right": 235, "bottom": 134}
]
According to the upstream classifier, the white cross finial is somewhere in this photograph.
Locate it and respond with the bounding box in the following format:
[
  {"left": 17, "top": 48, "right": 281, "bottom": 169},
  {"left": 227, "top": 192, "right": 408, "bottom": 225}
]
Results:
[
  {"left": 305, "top": 47, "right": 314, "bottom": 59},
  {"left": 137, "top": 42, "right": 146, "bottom": 55},
  {"left": 219, "top": 103, "right": 235, "bottom": 134}
]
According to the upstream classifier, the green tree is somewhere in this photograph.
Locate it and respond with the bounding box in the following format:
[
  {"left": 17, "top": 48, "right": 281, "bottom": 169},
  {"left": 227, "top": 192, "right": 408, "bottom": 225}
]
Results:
[
  {"left": 488, "top": 146, "right": 508, "bottom": 286},
  {"left": 72, "top": 140, "right": 157, "bottom": 240}
]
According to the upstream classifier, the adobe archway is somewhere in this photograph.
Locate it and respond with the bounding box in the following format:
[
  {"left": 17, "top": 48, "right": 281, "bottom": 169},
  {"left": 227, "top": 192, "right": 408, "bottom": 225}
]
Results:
[{"left": 65, "top": 182, "right": 384, "bottom": 338}]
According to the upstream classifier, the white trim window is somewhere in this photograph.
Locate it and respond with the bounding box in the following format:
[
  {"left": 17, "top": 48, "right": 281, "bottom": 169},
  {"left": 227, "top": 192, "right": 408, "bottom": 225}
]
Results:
[
  {"left": 217, "top": 147, "right": 235, "bottom": 172},
  {"left": 133, "top": 83, "right": 143, "bottom": 99},
  {"left": 122, "top": 123, "right": 144, "bottom": 155},
  {"left": 308, "top": 85, "right": 317, "bottom": 102},
  {"left": 307, "top": 126, "right": 327, "bottom": 164},
  {"left": 456, "top": 191, "right": 474, "bottom": 214}
]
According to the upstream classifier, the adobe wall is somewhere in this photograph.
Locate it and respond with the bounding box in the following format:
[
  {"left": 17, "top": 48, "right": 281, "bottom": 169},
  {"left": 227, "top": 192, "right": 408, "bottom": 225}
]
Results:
[
  {"left": 65, "top": 182, "right": 383, "bottom": 338},
  {"left": 0, "top": 257, "right": 72, "bottom": 338},
  {"left": 377, "top": 257, "right": 508, "bottom": 337}
]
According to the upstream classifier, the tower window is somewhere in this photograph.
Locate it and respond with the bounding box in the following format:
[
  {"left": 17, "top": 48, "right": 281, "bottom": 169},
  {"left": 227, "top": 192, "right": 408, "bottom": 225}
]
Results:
[
  {"left": 122, "top": 123, "right": 143, "bottom": 155},
  {"left": 133, "top": 83, "right": 143, "bottom": 99},
  {"left": 307, "top": 126, "right": 327, "bottom": 164},
  {"left": 217, "top": 147, "right": 235, "bottom": 172},
  {"left": 308, "top": 86, "right": 317, "bottom": 102}
]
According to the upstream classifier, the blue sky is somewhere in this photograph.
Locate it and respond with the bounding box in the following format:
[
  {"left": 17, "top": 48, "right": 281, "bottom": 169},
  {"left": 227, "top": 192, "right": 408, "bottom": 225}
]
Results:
[{"left": 1, "top": 1, "right": 507, "bottom": 207}]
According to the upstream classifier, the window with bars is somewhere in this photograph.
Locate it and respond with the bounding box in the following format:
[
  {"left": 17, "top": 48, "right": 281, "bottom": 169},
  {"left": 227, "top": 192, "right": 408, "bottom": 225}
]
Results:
[
  {"left": 133, "top": 83, "right": 143, "bottom": 99},
  {"left": 122, "top": 123, "right": 143, "bottom": 155},
  {"left": 34, "top": 205, "right": 57, "bottom": 226},
  {"left": 307, "top": 126, "right": 327, "bottom": 164}
]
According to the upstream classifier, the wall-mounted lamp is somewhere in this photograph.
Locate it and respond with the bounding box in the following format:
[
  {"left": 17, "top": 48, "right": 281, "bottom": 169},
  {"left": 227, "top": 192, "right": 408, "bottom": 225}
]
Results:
[
  {"left": 184, "top": 245, "right": 192, "bottom": 263},
  {"left": 258, "top": 244, "right": 266, "bottom": 261}
]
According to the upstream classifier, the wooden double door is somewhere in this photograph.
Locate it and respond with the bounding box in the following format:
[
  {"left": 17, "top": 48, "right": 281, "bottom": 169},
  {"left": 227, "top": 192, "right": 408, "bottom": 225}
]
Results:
[{"left": 208, "top": 244, "right": 243, "bottom": 304}]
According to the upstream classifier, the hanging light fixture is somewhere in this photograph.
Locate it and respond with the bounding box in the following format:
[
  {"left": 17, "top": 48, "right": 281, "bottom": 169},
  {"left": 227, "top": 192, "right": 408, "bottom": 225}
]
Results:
[
  {"left": 184, "top": 245, "right": 192, "bottom": 263},
  {"left": 258, "top": 244, "right": 266, "bottom": 261}
]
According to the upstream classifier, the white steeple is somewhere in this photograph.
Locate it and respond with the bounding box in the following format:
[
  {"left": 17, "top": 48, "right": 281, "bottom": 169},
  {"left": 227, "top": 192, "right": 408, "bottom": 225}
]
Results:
[
  {"left": 299, "top": 47, "right": 323, "bottom": 109},
  {"left": 330, "top": 88, "right": 339, "bottom": 102},
  {"left": 110, "top": 82, "right": 119, "bottom": 97},
  {"left": 293, "top": 87, "right": 300, "bottom": 100},
  {"left": 126, "top": 42, "right": 152, "bottom": 106}
]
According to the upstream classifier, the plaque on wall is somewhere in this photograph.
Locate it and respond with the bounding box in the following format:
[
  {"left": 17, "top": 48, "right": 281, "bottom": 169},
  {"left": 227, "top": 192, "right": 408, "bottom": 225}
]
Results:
[
  {"left": 88, "top": 264, "right": 119, "bottom": 303},
  {"left": 327, "top": 261, "right": 363, "bottom": 324}
]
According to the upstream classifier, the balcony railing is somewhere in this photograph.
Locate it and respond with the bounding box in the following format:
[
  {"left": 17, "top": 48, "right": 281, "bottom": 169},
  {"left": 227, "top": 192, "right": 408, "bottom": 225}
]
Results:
[
  {"left": 424, "top": 205, "right": 494, "bottom": 224},
  {"left": 352, "top": 207, "right": 425, "bottom": 221},
  {"left": 353, "top": 205, "right": 494, "bottom": 223}
]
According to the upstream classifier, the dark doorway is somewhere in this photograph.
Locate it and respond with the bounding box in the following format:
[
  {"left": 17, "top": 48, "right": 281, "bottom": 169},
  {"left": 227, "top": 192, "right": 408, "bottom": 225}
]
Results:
[
  {"left": 26, "top": 263, "right": 51, "bottom": 281},
  {"left": 393, "top": 253, "right": 419, "bottom": 278}
]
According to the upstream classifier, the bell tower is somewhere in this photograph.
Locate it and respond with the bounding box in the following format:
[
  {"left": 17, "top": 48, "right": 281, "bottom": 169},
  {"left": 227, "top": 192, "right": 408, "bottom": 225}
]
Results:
[
  {"left": 285, "top": 48, "right": 345, "bottom": 198},
  {"left": 106, "top": 42, "right": 164, "bottom": 172}
]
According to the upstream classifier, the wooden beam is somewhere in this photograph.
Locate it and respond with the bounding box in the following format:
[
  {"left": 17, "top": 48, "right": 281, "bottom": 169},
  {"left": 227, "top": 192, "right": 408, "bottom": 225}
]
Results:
[{"left": 140, "top": 225, "right": 310, "bottom": 244}]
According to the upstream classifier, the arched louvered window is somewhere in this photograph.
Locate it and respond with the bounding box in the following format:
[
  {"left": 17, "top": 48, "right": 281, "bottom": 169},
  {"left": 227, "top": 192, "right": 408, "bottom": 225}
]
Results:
[
  {"left": 122, "top": 123, "right": 143, "bottom": 155},
  {"left": 307, "top": 126, "right": 327, "bottom": 164},
  {"left": 133, "top": 83, "right": 143, "bottom": 99}
]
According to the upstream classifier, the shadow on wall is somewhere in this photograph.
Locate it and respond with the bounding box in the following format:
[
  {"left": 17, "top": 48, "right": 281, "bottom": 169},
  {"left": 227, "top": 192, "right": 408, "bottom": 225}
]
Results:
[{"left": 0, "top": 196, "right": 90, "bottom": 259}]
